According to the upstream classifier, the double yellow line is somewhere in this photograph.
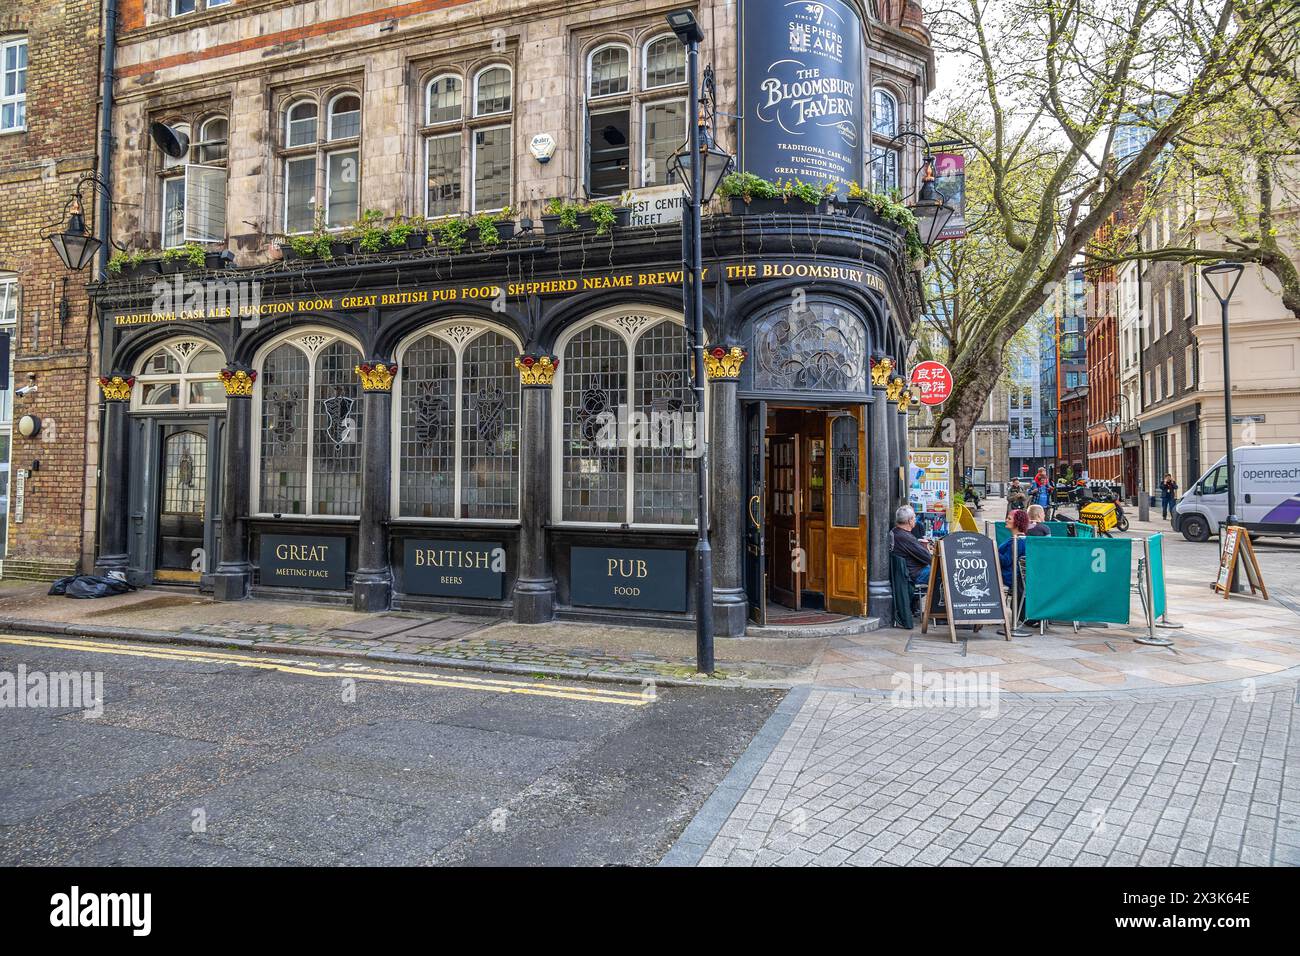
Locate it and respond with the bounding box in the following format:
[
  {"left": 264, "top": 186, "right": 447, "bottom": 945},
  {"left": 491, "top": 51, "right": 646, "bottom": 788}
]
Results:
[{"left": 0, "top": 634, "right": 651, "bottom": 707}]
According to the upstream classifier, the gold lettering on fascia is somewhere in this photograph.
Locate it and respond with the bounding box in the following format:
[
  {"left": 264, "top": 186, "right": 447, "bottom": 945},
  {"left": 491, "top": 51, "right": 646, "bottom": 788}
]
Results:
[
  {"left": 413, "top": 548, "right": 492, "bottom": 569},
  {"left": 275, "top": 544, "right": 330, "bottom": 562},
  {"left": 606, "top": 559, "right": 649, "bottom": 579}
]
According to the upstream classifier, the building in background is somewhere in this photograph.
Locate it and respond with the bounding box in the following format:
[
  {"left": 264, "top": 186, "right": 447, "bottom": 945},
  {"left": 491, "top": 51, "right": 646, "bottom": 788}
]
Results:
[
  {"left": 1041, "top": 267, "right": 1088, "bottom": 476},
  {"left": 1085, "top": 219, "right": 1122, "bottom": 484},
  {"left": 1008, "top": 333, "right": 1044, "bottom": 480},
  {"left": 0, "top": 1, "right": 102, "bottom": 580},
  {"left": 963, "top": 381, "right": 1009, "bottom": 492}
]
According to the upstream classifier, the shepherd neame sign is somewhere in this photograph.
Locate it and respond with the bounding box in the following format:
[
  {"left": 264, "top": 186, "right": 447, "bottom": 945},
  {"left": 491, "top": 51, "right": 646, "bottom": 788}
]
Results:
[{"left": 740, "top": 0, "right": 865, "bottom": 190}]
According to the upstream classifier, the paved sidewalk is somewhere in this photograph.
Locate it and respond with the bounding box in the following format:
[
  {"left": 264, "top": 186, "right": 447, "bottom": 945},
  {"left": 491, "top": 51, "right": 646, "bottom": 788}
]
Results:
[{"left": 668, "top": 681, "right": 1300, "bottom": 866}]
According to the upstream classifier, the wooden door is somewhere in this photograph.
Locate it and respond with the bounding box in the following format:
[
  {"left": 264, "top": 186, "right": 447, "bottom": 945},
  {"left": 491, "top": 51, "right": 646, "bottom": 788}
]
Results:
[
  {"left": 154, "top": 425, "right": 208, "bottom": 584},
  {"left": 825, "top": 409, "right": 867, "bottom": 615},
  {"left": 767, "top": 434, "right": 801, "bottom": 609},
  {"left": 744, "top": 401, "right": 767, "bottom": 624}
]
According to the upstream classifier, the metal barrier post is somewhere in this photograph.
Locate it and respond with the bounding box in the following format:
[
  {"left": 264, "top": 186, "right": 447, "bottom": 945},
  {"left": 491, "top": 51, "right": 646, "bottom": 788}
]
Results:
[{"left": 1135, "top": 536, "right": 1173, "bottom": 647}]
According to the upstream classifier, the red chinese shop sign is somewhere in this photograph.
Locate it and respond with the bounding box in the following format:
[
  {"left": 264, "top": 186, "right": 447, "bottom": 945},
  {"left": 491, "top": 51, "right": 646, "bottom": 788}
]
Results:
[{"left": 910, "top": 361, "right": 953, "bottom": 406}]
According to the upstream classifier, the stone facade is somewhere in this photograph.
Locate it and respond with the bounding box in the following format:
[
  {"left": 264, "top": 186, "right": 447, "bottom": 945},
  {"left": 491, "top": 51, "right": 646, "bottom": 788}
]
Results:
[{"left": 0, "top": 0, "right": 102, "bottom": 580}]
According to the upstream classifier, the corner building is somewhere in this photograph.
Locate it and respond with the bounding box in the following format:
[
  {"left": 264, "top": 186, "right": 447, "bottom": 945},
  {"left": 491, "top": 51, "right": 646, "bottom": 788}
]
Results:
[{"left": 91, "top": 0, "right": 934, "bottom": 634}]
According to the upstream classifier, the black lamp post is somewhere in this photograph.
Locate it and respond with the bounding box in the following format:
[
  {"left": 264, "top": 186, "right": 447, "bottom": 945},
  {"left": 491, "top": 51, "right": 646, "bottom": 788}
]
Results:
[
  {"left": 1203, "top": 261, "right": 1246, "bottom": 586},
  {"left": 668, "top": 8, "right": 732, "bottom": 675}
]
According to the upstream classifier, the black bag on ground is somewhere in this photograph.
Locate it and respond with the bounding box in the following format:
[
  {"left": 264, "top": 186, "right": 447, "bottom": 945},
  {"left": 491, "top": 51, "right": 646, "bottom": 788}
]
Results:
[{"left": 48, "top": 575, "right": 137, "bottom": 599}]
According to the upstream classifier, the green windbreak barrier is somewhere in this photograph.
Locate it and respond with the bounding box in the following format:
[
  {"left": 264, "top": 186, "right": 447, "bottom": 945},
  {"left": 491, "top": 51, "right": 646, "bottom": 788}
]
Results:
[
  {"left": 1149, "top": 533, "right": 1167, "bottom": 619},
  {"left": 994, "top": 521, "right": 1092, "bottom": 545},
  {"left": 994, "top": 524, "right": 1010, "bottom": 545},
  {"left": 1024, "top": 537, "right": 1132, "bottom": 624}
]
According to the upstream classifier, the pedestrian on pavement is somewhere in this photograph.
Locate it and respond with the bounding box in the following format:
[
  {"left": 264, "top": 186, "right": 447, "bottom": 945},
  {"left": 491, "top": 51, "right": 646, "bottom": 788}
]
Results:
[
  {"left": 1007, "top": 480, "right": 1028, "bottom": 515},
  {"left": 962, "top": 477, "right": 981, "bottom": 512},
  {"left": 1032, "top": 468, "right": 1052, "bottom": 509},
  {"left": 1026, "top": 504, "right": 1051, "bottom": 535},
  {"left": 1161, "top": 473, "right": 1178, "bottom": 519}
]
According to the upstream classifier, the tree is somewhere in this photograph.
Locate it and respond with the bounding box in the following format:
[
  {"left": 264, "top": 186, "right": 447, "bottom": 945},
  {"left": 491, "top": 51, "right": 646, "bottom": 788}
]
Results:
[{"left": 920, "top": 0, "right": 1292, "bottom": 452}]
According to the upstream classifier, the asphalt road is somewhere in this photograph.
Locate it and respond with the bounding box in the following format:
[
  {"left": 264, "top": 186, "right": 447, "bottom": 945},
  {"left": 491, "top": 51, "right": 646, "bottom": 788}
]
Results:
[{"left": 0, "top": 634, "right": 781, "bottom": 866}]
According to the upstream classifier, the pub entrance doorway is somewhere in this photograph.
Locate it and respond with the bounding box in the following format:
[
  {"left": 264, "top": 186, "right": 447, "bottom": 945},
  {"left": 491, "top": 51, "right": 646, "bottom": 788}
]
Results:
[{"left": 744, "top": 402, "right": 868, "bottom": 625}]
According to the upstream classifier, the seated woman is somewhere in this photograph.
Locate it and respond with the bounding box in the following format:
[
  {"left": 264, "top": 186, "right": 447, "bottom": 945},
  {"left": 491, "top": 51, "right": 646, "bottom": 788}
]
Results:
[
  {"left": 998, "top": 509, "right": 1029, "bottom": 588},
  {"left": 1026, "top": 504, "right": 1051, "bottom": 536}
]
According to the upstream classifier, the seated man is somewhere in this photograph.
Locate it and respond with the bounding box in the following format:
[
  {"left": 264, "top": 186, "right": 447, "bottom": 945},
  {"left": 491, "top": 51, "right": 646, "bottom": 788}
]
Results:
[
  {"left": 1026, "top": 504, "right": 1052, "bottom": 536},
  {"left": 891, "top": 505, "right": 934, "bottom": 591}
]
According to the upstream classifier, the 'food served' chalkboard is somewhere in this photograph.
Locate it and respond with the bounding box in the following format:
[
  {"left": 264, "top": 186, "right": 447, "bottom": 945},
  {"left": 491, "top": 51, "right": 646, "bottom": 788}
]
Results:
[{"left": 921, "top": 531, "right": 1010, "bottom": 642}]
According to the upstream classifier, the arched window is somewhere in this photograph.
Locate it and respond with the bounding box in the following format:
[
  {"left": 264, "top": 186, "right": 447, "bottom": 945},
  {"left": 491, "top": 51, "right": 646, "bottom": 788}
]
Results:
[
  {"left": 196, "top": 115, "right": 228, "bottom": 163},
  {"left": 285, "top": 100, "right": 317, "bottom": 148},
  {"left": 394, "top": 323, "right": 521, "bottom": 520},
  {"left": 473, "top": 65, "right": 512, "bottom": 117},
  {"left": 133, "top": 339, "right": 227, "bottom": 410},
  {"left": 871, "top": 88, "right": 898, "bottom": 137},
  {"left": 327, "top": 93, "right": 361, "bottom": 141},
  {"left": 255, "top": 331, "right": 364, "bottom": 516},
  {"left": 750, "top": 301, "right": 867, "bottom": 392},
  {"left": 555, "top": 310, "right": 695, "bottom": 526},
  {"left": 588, "top": 44, "right": 630, "bottom": 98},
  {"left": 425, "top": 74, "right": 463, "bottom": 125},
  {"left": 642, "top": 35, "right": 685, "bottom": 89}
]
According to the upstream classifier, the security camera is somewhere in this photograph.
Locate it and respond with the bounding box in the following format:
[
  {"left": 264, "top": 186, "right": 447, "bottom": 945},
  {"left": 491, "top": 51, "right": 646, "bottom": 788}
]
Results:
[{"left": 14, "top": 384, "right": 37, "bottom": 397}]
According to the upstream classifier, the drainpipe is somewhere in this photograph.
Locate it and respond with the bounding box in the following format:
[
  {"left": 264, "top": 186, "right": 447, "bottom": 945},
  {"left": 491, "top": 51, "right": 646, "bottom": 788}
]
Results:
[{"left": 97, "top": 0, "right": 118, "bottom": 279}]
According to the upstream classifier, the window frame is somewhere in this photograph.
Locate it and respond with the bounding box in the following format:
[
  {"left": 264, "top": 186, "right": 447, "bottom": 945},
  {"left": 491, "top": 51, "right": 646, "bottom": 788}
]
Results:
[
  {"left": 131, "top": 339, "right": 228, "bottom": 412},
  {"left": 424, "top": 73, "right": 464, "bottom": 126},
  {"left": 470, "top": 122, "right": 513, "bottom": 214},
  {"left": 472, "top": 63, "right": 513, "bottom": 118},
  {"left": 869, "top": 86, "right": 902, "bottom": 195},
  {"left": 641, "top": 33, "right": 685, "bottom": 91},
  {"left": 251, "top": 329, "right": 366, "bottom": 519},
  {"left": 587, "top": 42, "right": 632, "bottom": 100},
  {"left": 278, "top": 89, "right": 362, "bottom": 234},
  {"left": 390, "top": 321, "right": 523, "bottom": 524},
  {"left": 153, "top": 109, "right": 228, "bottom": 247},
  {"left": 640, "top": 96, "right": 687, "bottom": 189},
  {"left": 418, "top": 64, "right": 513, "bottom": 216},
  {"left": 1, "top": 36, "right": 29, "bottom": 133},
  {"left": 551, "top": 306, "right": 700, "bottom": 530}
]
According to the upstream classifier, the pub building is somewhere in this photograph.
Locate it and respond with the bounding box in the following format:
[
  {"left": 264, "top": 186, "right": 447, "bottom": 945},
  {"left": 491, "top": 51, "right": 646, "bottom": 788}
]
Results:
[{"left": 87, "top": 0, "right": 935, "bottom": 635}]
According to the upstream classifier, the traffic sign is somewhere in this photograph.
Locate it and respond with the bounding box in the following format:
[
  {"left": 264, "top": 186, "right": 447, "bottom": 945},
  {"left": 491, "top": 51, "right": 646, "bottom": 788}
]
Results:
[{"left": 910, "top": 361, "right": 953, "bottom": 405}]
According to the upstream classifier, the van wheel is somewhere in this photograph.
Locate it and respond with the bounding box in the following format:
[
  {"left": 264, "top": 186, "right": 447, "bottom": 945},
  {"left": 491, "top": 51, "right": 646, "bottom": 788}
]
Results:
[{"left": 1181, "top": 514, "right": 1210, "bottom": 542}]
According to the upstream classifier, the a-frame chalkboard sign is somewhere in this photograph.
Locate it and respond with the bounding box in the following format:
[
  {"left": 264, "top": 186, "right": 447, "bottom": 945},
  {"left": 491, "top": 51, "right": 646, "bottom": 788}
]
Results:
[
  {"left": 920, "top": 531, "right": 1012, "bottom": 643},
  {"left": 1213, "top": 525, "right": 1269, "bottom": 600}
]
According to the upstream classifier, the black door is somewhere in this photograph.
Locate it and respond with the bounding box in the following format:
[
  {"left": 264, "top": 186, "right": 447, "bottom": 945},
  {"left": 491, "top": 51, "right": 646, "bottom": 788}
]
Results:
[
  {"left": 744, "top": 401, "right": 767, "bottom": 624},
  {"left": 155, "top": 424, "right": 208, "bottom": 583}
]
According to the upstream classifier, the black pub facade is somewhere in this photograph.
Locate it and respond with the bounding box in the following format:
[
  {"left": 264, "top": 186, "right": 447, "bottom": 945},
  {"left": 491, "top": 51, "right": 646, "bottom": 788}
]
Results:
[{"left": 89, "top": 0, "right": 934, "bottom": 634}]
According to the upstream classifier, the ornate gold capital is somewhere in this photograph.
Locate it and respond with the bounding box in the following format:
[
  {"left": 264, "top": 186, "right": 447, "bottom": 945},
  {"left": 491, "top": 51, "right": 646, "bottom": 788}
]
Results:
[
  {"left": 885, "top": 375, "right": 906, "bottom": 403},
  {"left": 219, "top": 367, "right": 257, "bottom": 397},
  {"left": 897, "top": 389, "right": 913, "bottom": 412},
  {"left": 515, "top": 354, "right": 558, "bottom": 387},
  {"left": 98, "top": 375, "right": 134, "bottom": 402},
  {"left": 870, "top": 356, "right": 894, "bottom": 388},
  {"left": 704, "top": 346, "right": 747, "bottom": 381},
  {"left": 356, "top": 362, "right": 398, "bottom": 392}
]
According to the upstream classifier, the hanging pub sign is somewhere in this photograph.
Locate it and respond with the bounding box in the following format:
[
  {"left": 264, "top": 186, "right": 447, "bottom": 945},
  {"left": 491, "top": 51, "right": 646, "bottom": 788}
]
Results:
[
  {"left": 403, "top": 539, "right": 505, "bottom": 600},
  {"left": 920, "top": 531, "right": 1011, "bottom": 643},
  {"left": 259, "top": 534, "right": 347, "bottom": 589},
  {"left": 739, "top": 0, "right": 865, "bottom": 191},
  {"left": 571, "top": 546, "right": 688, "bottom": 613},
  {"left": 934, "top": 153, "right": 967, "bottom": 241}
]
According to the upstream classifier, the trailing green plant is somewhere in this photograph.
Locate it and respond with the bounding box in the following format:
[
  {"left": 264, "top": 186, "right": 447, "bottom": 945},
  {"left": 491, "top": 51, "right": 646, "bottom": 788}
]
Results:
[
  {"left": 386, "top": 214, "right": 428, "bottom": 248},
  {"left": 588, "top": 202, "right": 617, "bottom": 235},
  {"left": 843, "top": 182, "right": 923, "bottom": 260},
  {"left": 472, "top": 206, "right": 513, "bottom": 246},
  {"left": 544, "top": 199, "right": 619, "bottom": 234},
  {"left": 717, "top": 171, "right": 780, "bottom": 203},
  {"left": 287, "top": 231, "right": 332, "bottom": 259},
  {"left": 162, "top": 242, "right": 207, "bottom": 268},
  {"left": 436, "top": 215, "right": 472, "bottom": 252},
  {"left": 544, "top": 198, "right": 581, "bottom": 230},
  {"left": 107, "top": 249, "right": 149, "bottom": 275},
  {"left": 348, "top": 208, "right": 388, "bottom": 254}
]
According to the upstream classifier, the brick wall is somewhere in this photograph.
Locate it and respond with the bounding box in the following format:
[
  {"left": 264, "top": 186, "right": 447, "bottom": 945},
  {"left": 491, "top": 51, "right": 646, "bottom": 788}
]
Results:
[{"left": 0, "top": 0, "right": 102, "bottom": 579}]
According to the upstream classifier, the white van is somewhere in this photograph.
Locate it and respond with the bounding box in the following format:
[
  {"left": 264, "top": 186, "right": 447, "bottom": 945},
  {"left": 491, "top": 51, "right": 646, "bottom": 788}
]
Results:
[{"left": 1173, "top": 443, "right": 1300, "bottom": 541}]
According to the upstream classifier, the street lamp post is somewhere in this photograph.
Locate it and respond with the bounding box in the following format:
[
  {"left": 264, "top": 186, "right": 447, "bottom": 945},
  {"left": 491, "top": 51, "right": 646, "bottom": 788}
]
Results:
[
  {"left": 667, "top": 9, "right": 732, "bottom": 675},
  {"left": 1203, "top": 261, "right": 1246, "bottom": 590}
]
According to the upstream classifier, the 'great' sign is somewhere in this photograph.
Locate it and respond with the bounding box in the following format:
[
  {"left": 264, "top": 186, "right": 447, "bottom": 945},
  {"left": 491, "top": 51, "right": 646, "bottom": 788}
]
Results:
[
  {"left": 571, "top": 546, "right": 687, "bottom": 613},
  {"left": 260, "top": 534, "right": 347, "bottom": 589},
  {"left": 739, "top": 0, "right": 865, "bottom": 191}
]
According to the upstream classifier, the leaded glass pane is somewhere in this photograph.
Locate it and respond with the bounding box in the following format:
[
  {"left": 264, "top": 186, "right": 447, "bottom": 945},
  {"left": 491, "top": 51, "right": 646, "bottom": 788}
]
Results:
[
  {"left": 260, "top": 344, "right": 308, "bottom": 514},
  {"left": 287, "top": 102, "right": 317, "bottom": 147},
  {"left": 426, "top": 132, "right": 462, "bottom": 217},
  {"left": 871, "top": 145, "right": 899, "bottom": 194},
  {"left": 644, "top": 37, "right": 685, "bottom": 88},
  {"left": 162, "top": 432, "right": 206, "bottom": 515},
  {"left": 461, "top": 332, "right": 520, "bottom": 519},
  {"left": 326, "top": 149, "right": 360, "bottom": 228},
  {"left": 472, "top": 126, "right": 510, "bottom": 211},
  {"left": 633, "top": 321, "right": 694, "bottom": 525},
  {"left": 143, "top": 349, "right": 181, "bottom": 374},
  {"left": 872, "top": 88, "right": 897, "bottom": 137},
  {"left": 427, "top": 75, "right": 462, "bottom": 125},
  {"left": 475, "top": 67, "right": 511, "bottom": 116},
  {"left": 188, "top": 347, "right": 223, "bottom": 373},
  {"left": 284, "top": 156, "right": 315, "bottom": 234},
  {"left": 589, "top": 46, "right": 629, "bottom": 98},
  {"left": 643, "top": 100, "right": 685, "bottom": 187},
  {"left": 312, "top": 342, "right": 363, "bottom": 515},
  {"left": 831, "top": 415, "right": 859, "bottom": 527},
  {"left": 399, "top": 334, "right": 456, "bottom": 518},
  {"left": 752, "top": 302, "right": 867, "bottom": 392},
  {"left": 328, "top": 95, "right": 361, "bottom": 140},
  {"left": 562, "top": 326, "right": 627, "bottom": 523}
]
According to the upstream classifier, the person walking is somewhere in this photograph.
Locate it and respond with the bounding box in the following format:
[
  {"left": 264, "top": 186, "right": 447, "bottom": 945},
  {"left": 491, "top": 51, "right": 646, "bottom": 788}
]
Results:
[
  {"left": 1161, "top": 473, "right": 1178, "bottom": 519},
  {"left": 1007, "top": 479, "right": 1028, "bottom": 516},
  {"left": 1031, "top": 468, "right": 1051, "bottom": 510}
]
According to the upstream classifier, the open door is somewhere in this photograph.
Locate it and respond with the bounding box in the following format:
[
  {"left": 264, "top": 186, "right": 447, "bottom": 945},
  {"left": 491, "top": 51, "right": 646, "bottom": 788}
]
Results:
[
  {"left": 825, "top": 408, "right": 867, "bottom": 615},
  {"left": 767, "top": 434, "right": 801, "bottom": 608},
  {"left": 744, "top": 401, "right": 767, "bottom": 625},
  {"left": 154, "top": 424, "right": 208, "bottom": 584}
]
